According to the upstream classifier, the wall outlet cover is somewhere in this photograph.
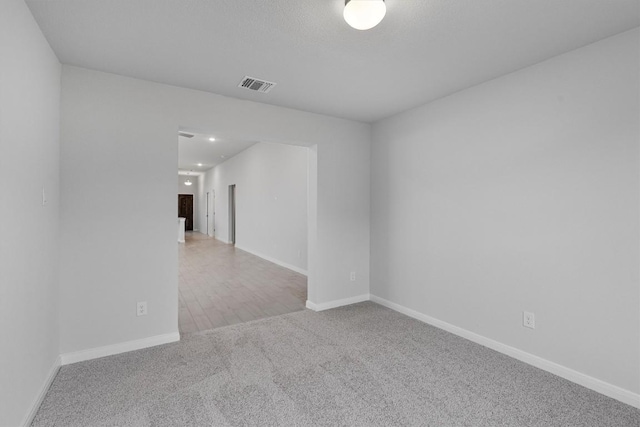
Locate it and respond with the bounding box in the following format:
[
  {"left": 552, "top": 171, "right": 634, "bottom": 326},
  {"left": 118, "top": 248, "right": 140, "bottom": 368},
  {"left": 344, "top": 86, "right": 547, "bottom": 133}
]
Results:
[
  {"left": 137, "top": 301, "right": 148, "bottom": 316},
  {"left": 523, "top": 311, "right": 535, "bottom": 329}
]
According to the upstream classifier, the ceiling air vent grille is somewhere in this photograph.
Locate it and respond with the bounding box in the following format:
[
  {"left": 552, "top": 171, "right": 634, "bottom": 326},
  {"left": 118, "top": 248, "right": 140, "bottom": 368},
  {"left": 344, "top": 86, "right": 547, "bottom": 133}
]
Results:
[
  {"left": 178, "top": 132, "right": 194, "bottom": 138},
  {"left": 238, "top": 76, "right": 276, "bottom": 94}
]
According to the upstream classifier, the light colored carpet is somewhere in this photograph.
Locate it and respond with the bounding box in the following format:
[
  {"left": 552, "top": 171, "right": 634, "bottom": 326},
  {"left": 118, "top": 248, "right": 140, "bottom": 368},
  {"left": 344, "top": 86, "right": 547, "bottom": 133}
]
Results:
[{"left": 32, "top": 302, "right": 638, "bottom": 426}]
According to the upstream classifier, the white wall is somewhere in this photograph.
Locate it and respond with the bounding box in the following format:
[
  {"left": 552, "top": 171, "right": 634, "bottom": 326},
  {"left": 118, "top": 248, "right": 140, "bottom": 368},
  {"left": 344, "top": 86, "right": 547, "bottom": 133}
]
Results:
[
  {"left": 0, "top": 1, "right": 61, "bottom": 425},
  {"left": 371, "top": 29, "right": 639, "bottom": 396},
  {"left": 201, "top": 142, "right": 308, "bottom": 273},
  {"left": 60, "top": 65, "right": 370, "bottom": 354},
  {"left": 178, "top": 175, "right": 198, "bottom": 231}
]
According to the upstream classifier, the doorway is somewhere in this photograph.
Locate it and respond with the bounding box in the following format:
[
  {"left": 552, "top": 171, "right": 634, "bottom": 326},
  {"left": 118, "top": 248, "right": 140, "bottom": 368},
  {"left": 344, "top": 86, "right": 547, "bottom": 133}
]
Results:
[
  {"left": 176, "top": 130, "right": 315, "bottom": 334},
  {"left": 178, "top": 194, "right": 194, "bottom": 231},
  {"left": 228, "top": 184, "right": 236, "bottom": 244}
]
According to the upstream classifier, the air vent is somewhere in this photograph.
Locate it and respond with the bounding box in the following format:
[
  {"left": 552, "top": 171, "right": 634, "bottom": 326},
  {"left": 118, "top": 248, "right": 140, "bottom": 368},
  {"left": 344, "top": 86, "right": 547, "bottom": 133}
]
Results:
[
  {"left": 238, "top": 76, "right": 276, "bottom": 94},
  {"left": 178, "top": 132, "right": 194, "bottom": 138}
]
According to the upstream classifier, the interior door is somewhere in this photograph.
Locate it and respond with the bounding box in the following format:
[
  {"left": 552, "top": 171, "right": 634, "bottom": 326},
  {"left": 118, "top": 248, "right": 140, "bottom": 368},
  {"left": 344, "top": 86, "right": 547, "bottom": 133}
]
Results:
[
  {"left": 206, "top": 192, "right": 210, "bottom": 236},
  {"left": 207, "top": 189, "right": 215, "bottom": 237},
  {"left": 228, "top": 185, "right": 236, "bottom": 244},
  {"left": 178, "top": 194, "right": 194, "bottom": 231}
]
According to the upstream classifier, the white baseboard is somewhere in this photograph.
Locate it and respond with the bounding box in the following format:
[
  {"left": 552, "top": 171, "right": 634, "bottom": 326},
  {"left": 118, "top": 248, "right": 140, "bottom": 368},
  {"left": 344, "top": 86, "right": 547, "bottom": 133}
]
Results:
[
  {"left": 21, "top": 355, "right": 61, "bottom": 427},
  {"left": 235, "top": 244, "right": 308, "bottom": 276},
  {"left": 306, "top": 294, "right": 370, "bottom": 312},
  {"left": 369, "top": 294, "right": 640, "bottom": 409},
  {"left": 214, "top": 236, "right": 229, "bottom": 244},
  {"left": 60, "top": 332, "right": 180, "bottom": 366}
]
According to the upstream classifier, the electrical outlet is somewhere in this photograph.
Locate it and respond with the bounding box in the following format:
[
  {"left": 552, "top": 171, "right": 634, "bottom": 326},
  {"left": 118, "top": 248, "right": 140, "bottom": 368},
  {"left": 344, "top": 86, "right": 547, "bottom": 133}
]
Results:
[
  {"left": 523, "top": 311, "right": 535, "bottom": 329},
  {"left": 350, "top": 271, "right": 356, "bottom": 282},
  {"left": 137, "top": 301, "right": 147, "bottom": 317}
]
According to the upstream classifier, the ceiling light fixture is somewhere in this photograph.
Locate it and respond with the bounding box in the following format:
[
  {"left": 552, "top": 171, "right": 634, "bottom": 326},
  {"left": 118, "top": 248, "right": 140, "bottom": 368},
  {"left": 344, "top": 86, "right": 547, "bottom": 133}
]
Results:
[
  {"left": 184, "top": 179, "right": 192, "bottom": 186},
  {"left": 343, "top": 0, "right": 386, "bottom": 30},
  {"left": 209, "top": 137, "right": 215, "bottom": 142},
  {"left": 197, "top": 163, "right": 203, "bottom": 167}
]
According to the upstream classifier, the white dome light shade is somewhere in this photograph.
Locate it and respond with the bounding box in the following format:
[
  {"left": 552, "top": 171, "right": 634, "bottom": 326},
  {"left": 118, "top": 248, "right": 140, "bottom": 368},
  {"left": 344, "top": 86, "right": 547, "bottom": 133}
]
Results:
[
  {"left": 343, "top": 0, "right": 386, "bottom": 30},
  {"left": 184, "top": 179, "right": 192, "bottom": 186}
]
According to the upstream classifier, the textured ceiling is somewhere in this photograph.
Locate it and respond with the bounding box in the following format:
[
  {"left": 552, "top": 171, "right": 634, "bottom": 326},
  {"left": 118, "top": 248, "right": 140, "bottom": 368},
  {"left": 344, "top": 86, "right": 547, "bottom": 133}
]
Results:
[
  {"left": 26, "top": 0, "right": 639, "bottom": 122},
  {"left": 178, "top": 132, "right": 257, "bottom": 174}
]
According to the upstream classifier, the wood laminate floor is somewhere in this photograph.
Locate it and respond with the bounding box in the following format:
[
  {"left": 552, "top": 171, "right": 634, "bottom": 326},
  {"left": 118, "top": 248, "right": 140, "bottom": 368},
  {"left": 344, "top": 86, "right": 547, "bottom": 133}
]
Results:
[{"left": 178, "top": 232, "right": 307, "bottom": 333}]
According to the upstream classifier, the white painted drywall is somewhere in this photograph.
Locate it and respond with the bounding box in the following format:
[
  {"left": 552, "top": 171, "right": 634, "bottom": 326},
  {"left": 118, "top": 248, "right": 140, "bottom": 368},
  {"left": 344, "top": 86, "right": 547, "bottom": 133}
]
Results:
[
  {"left": 178, "top": 175, "right": 198, "bottom": 231},
  {"left": 371, "top": 29, "right": 639, "bottom": 394},
  {"left": 200, "top": 142, "right": 308, "bottom": 272},
  {"left": 0, "top": 1, "right": 61, "bottom": 425},
  {"left": 59, "top": 66, "right": 370, "bottom": 354}
]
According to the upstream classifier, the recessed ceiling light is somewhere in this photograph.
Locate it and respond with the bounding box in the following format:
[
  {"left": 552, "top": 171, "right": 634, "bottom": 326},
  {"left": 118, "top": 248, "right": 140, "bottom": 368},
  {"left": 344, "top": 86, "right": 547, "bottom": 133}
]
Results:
[
  {"left": 197, "top": 163, "right": 202, "bottom": 167},
  {"left": 209, "top": 137, "right": 215, "bottom": 142}
]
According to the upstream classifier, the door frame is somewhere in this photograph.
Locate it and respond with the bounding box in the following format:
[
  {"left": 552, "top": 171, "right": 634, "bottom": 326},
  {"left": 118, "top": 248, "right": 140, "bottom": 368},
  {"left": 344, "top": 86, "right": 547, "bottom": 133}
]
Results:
[
  {"left": 228, "top": 184, "right": 236, "bottom": 244},
  {"left": 206, "top": 189, "right": 215, "bottom": 237}
]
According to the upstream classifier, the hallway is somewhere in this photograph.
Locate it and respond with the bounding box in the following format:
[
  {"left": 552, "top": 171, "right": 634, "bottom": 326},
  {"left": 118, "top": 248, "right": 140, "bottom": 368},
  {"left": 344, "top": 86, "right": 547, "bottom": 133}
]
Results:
[{"left": 178, "top": 232, "right": 307, "bottom": 333}]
